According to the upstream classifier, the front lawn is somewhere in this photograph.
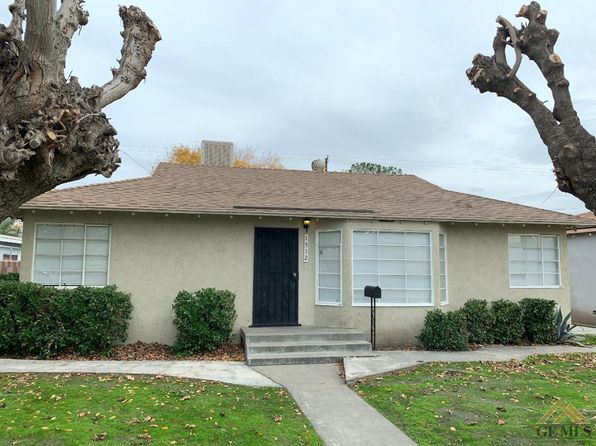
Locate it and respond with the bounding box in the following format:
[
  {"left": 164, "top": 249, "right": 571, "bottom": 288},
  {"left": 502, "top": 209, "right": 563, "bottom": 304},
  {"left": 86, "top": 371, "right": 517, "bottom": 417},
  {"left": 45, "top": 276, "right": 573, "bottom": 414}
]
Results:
[
  {"left": 351, "top": 353, "right": 595, "bottom": 445},
  {"left": 0, "top": 374, "right": 323, "bottom": 445}
]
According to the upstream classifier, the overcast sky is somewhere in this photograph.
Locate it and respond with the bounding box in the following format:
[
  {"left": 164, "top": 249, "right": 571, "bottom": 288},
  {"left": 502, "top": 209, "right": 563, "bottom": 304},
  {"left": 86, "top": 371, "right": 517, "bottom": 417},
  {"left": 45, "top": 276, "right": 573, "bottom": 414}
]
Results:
[{"left": 4, "top": 0, "right": 595, "bottom": 214}]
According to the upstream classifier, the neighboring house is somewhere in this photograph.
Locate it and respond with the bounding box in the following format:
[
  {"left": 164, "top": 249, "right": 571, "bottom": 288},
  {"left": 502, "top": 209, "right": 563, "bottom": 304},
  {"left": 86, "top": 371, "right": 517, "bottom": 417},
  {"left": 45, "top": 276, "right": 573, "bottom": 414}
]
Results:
[
  {"left": 17, "top": 159, "right": 592, "bottom": 346},
  {"left": 567, "top": 212, "right": 596, "bottom": 326},
  {"left": 0, "top": 234, "right": 22, "bottom": 261}
]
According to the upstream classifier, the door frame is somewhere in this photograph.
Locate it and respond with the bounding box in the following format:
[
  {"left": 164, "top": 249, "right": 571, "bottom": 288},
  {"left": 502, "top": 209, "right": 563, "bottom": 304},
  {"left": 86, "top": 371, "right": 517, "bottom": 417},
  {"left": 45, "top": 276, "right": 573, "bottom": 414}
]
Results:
[{"left": 251, "top": 227, "right": 300, "bottom": 327}]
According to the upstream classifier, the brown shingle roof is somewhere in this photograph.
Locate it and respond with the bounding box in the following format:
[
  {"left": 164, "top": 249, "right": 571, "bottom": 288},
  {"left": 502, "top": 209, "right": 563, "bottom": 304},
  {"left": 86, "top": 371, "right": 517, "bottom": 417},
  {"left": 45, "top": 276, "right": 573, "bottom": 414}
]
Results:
[
  {"left": 567, "top": 212, "right": 596, "bottom": 234},
  {"left": 20, "top": 163, "right": 593, "bottom": 226}
]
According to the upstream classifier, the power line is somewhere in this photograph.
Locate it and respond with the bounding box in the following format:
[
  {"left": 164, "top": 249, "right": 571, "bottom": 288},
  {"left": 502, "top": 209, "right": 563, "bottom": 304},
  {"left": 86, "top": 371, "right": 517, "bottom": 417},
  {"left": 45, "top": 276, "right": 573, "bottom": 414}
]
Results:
[
  {"left": 539, "top": 186, "right": 559, "bottom": 205},
  {"left": 119, "top": 149, "right": 151, "bottom": 173}
]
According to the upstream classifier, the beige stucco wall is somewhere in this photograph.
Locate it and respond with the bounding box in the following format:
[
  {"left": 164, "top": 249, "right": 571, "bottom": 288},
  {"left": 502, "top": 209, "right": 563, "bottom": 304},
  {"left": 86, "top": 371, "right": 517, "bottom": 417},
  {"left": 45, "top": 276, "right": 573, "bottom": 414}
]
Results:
[
  {"left": 20, "top": 210, "right": 571, "bottom": 347},
  {"left": 20, "top": 210, "right": 317, "bottom": 345}
]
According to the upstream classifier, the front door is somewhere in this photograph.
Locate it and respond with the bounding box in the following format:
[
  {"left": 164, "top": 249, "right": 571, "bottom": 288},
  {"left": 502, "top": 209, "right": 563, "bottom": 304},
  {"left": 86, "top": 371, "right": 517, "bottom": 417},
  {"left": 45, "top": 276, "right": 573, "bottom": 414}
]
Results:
[{"left": 252, "top": 227, "right": 299, "bottom": 326}]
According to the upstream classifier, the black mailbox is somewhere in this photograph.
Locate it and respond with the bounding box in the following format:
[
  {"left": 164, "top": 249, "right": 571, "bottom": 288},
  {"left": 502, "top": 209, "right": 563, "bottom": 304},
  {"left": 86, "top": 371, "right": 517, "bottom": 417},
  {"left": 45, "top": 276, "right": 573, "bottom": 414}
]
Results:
[{"left": 364, "top": 285, "right": 382, "bottom": 299}]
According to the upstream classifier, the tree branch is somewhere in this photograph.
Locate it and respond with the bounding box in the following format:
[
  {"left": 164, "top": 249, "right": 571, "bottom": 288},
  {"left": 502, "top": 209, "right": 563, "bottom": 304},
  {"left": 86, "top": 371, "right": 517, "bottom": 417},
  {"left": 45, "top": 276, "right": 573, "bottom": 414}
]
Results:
[
  {"left": 55, "top": 0, "right": 88, "bottom": 74},
  {"left": 495, "top": 15, "right": 522, "bottom": 77},
  {"left": 0, "top": 0, "right": 25, "bottom": 42},
  {"left": 99, "top": 5, "right": 161, "bottom": 108}
]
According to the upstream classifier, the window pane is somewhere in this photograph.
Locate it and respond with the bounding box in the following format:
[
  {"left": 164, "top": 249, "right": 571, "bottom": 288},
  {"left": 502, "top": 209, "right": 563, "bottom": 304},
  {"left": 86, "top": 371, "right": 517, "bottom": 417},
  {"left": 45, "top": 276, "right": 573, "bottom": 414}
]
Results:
[
  {"left": 319, "top": 246, "right": 340, "bottom": 260},
  {"left": 319, "top": 259, "right": 340, "bottom": 274},
  {"left": 440, "top": 275, "right": 446, "bottom": 289},
  {"left": 85, "top": 272, "right": 107, "bottom": 286},
  {"left": 319, "top": 274, "right": 340, "bottom": 288},
  {"left": 353, "top": 244, "right": 378, "bottom": 259},
  {"left": 63, "top": 225, "right": 84, "bottom": 240},
  {"left": 34, "top": 270, "right": 60, "bottom": 285},
  {"left": 509, "top": 235, "right": 523, "bottom": 248},
  {"left": 407, "top": 289, "right": 432, "bottom": 304},
  {"left": 354, "top": 260, "right": 377, "bottom": 274},
  {"left": 408, "top": 275, "right": 431, "bottom": 289},
  {"left": 440, "top": 261, "right": 446, "bottom": 275},
  {"left": 353, "top": 288, "right": 367, "bottom": 304},
  {"left": 523, "top": 236, "right": 540, "bottom": 248},
  {"left": 543, "top": 261, "right": 559, "bottom": 274},
  {"left": 406, "top": 246, "right": 430, "bottom": 261},
  {"left": 34, "top": 255, "right": 60, "bottom": 271},
  {"left": 379, "top": 232, "right": 404, "bottom": 245},
  {"left": 542, "top": 236, "right": 558, "bottom": 248},
  {"left": 354, "top": 231, "right": 377, "bottom": 244},
  {"left": 544, "top": 274, "right": 560, "bottom": 286},
  {"left": 379, "top": 260, "right": 405, "bottom": 274},
  {"left": 61, "top": 271, "right": 83, "bottom": 286},
  {"left": 440, "top": 288, "right": 447, "bottom": 302},
  {"left": 62, "top": 240, "right": 84, "bottom": 255},
  {"left": 526, "top": 261, "right": 542, "bottom": 273},
  {"left": 353, "top": 274, "right": 379, "bottom": 289},
  {"left": 543, "top": 248, "right": 558, "bottom": 261},
  {"left": 405, "top": 232, "right": 429, "bottom": 246},
  {"left": 379, "top": 245, "right": 405, "bottom": 259},
  {"left": 526, "top": 274, "right": 543, "bottom": 287},
  {"left": 439, "top": 234, "right": 445, "bottom": 249},
  {"left": 86, "top": 240, "right": 109, "bottom": 256},
  {"left": 382, "top": 289, "right": 406, "bottom": 304},
  {"left": 36, "top": 224, "right": 62, "bottom": 239},
  {"left": 36, "top": 239, "right": 61, "bottom": 255},
  {"left": 380, "top": 275, "right": 406, "bottom": 289},
  {"left": 85, "top": 255, "right": 108, "bottom": 271},
  {"left": 87, "top": 226, "right": 110, "bottom": 240},
  {"left": 319, "top": 231, "right": 341, "bottom": 245},
  {"left": 406, "top": 261, "right": 430, "bottom": 275},
  {"left": 61, "top": 255, "right": 83, "bottom": 271},
  {"left": 319, "top": 288, "right": 340, "bottom": 303}
]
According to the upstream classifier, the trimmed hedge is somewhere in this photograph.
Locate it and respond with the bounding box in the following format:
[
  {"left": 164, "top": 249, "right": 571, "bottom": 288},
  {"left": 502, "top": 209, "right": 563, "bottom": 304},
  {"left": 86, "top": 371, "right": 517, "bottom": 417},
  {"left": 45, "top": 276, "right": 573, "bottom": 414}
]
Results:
[
  {"left": 0, "top": 282, "right": 132, "bottom": 358},
  {"left": 490, "top": 300, "right": 524, "bottom": 345},
  {"left": 0, "top": 272, "right": 19, "bottom": 282},
  {"left": 172, "top": 288, "right": 237, "bottom": 355},
  {"left": 520, "top": 298, "right": 556, "bottom": 343},
  {"left": 418, "top": 309, "right": 468, "bottom": 351},
  {"left": 460, "top": 299, "right": 494, "bottom": 344}
]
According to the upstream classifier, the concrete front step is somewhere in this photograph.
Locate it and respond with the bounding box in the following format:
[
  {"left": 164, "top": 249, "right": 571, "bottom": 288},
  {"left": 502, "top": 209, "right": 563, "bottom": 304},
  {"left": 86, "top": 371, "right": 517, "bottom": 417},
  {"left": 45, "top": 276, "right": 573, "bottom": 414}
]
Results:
[
  {"left": 247, "top": 350, "right": 375, "bottom": 366},
  {"left": 241, "top": 326, "right": 374, "bottom": 365},
  {"left": 247, "top": 339, "right": 372, "bottom": 354}
]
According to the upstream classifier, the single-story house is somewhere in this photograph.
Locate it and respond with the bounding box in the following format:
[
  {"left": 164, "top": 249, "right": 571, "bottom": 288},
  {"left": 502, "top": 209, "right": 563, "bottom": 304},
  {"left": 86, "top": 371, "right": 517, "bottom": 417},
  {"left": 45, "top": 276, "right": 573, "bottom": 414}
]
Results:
[
  {"left": 17, "top": 160, "right": 592, "bottom": 346},
  {"left": 567, "top": 212, "right": 596, "bottom": 326}
]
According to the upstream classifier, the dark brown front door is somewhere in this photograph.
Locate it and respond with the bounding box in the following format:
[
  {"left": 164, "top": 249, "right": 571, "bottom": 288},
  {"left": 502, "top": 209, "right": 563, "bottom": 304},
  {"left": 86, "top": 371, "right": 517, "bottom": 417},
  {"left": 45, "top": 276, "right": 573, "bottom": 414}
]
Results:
[{"left": 252, "top": 228, "right": 299, "bottom": 326}]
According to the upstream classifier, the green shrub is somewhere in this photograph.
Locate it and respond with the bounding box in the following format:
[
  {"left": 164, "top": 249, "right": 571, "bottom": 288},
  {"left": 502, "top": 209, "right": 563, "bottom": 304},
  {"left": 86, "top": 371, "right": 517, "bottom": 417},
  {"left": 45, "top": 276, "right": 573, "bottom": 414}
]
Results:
[
  {"left": 418, "top": 309, "right": 468, "bottom": 351},
  {"left": 460, "top": 299, "right": 494, "bottom": 344},
  {"left": 490, "top": 300, "right": 524, "bottom": 344},
  {"left": 172, "top": 288, "right": 237, "bottom": 355},
  {"left": 0, "top": 272, "right": 19, "bottom": 281},
  {"left": 520, "top": 298, "right": 557, "bottom": 343},
  {"left": 0, "top": 282, "right": 132, "bottom": 358}
]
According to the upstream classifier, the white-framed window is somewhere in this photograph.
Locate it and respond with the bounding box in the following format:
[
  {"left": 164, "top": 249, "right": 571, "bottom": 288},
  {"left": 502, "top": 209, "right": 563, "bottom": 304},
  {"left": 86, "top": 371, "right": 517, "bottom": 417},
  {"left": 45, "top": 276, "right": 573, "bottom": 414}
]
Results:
[
  {"left": 508, "top": 234, "right": 560, "bottom": 288},
  {"left": 0, "top": 246, "right": 20, "bottom": 261},
  {"left": 352, "top": 230, "right": 433, "bottom": 306},
  {"left": 33, "top": 224, "right": 111, "bottom": 286},
  {"left": 316, "top": 230, "right": 342, "bottom": 305},
  {"left": 439, "top": 233, "right": 448, "bottom": 304}
]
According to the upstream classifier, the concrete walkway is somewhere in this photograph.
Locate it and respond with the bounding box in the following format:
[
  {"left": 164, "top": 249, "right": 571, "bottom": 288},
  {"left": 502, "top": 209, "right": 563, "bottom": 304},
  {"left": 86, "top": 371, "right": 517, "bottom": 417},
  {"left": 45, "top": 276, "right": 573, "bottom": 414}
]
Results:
[
  {"left": 344, "top": 344, "right": 596, "bottom": 382},
  {"left": 254, "top": 363, "right": 416, "bottom": 446},
  {"left": 0, "top": 359, "right": 279, "bottom": 387}
]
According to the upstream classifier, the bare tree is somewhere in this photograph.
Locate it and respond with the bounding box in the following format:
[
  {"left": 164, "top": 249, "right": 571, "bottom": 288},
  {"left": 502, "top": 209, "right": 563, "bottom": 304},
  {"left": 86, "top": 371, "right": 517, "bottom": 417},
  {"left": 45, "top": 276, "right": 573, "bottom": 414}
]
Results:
[
  {"left": 467, "top": 1, "right": 596, "bottom": 213},
  {"left": 0, "top": 1, "right": 160, "bottom": 218}
]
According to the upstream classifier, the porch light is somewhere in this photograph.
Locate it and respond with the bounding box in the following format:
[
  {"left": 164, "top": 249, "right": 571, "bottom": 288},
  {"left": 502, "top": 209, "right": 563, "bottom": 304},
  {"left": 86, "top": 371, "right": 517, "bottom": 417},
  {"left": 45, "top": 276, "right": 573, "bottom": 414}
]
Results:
[{"left": 303, "top": 218, "right": 311, "bottom": 231}]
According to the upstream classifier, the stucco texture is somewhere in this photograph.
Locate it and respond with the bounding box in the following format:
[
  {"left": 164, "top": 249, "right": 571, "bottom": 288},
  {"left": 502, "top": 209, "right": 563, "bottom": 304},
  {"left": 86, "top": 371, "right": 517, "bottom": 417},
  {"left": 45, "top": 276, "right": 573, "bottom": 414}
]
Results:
[{"left": 20, "top": 211, "right": 571, "bottom": 346}]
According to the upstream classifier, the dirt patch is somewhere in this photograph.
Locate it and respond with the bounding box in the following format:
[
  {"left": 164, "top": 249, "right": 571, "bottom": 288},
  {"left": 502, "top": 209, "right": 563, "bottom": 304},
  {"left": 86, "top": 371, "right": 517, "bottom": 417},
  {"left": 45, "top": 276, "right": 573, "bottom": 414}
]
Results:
[{"left": 4, "top": 342, "right": 245, "bottom": 362}]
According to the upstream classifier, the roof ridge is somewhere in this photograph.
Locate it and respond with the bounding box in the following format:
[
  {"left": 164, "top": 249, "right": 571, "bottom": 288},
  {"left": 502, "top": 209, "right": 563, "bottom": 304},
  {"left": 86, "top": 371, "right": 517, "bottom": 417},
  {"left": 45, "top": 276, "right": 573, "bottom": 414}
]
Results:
[
  {"left": 446, "top": 188, "right": 575, "bottom": 218},
  {"left": 155, "top": 162, "right": 418, "bottom": 178},
  {"left": 48, "top": 174, "right": 154, "bottom": 193}
]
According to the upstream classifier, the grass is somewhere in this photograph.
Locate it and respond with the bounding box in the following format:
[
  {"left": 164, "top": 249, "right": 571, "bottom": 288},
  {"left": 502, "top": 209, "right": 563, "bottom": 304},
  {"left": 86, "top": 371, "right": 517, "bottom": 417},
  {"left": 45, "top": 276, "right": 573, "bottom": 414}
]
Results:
[
  {"left": 0, "top": 373, "right": 323, "bottom": 445},
  {"left": 351, "top": 353, "right": 595, "bottom": 445},
  {"left": 577, "top": 334, "right": 596, "bottom": 346}
]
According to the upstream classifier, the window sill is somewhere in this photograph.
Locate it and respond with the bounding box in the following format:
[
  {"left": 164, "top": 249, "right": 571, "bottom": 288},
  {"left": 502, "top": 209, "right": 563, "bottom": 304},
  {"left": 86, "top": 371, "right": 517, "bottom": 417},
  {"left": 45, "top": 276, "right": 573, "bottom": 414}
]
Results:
[
  {"left": 440, "top": 301, "right": 449, "bottom": 306},
  {"left": 315, "top": 302, "right": 342, "bottom": 307},
  {"left": 509, "top": 285, "right": 562, "bottom": 289},
  {"left": 351, "top": 302, "right": 435, "bottom": 308}
]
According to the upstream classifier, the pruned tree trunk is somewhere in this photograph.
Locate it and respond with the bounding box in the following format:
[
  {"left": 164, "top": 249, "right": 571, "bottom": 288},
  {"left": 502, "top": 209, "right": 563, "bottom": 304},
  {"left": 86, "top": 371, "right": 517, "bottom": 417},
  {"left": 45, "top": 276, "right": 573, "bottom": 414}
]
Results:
[
  {"left": 467, "top": 1, "right": 596, "bottom": 213},
  {"left": 0, "top": 0, "right": 160, "bottom": 219}
]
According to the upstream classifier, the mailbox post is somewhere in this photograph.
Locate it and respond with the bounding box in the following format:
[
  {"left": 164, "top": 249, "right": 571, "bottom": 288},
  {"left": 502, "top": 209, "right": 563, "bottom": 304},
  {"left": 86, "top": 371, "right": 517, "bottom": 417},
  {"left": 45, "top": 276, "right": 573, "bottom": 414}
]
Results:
[{"left": 364, "top": 285, "right": 381, "bottom": 350}]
